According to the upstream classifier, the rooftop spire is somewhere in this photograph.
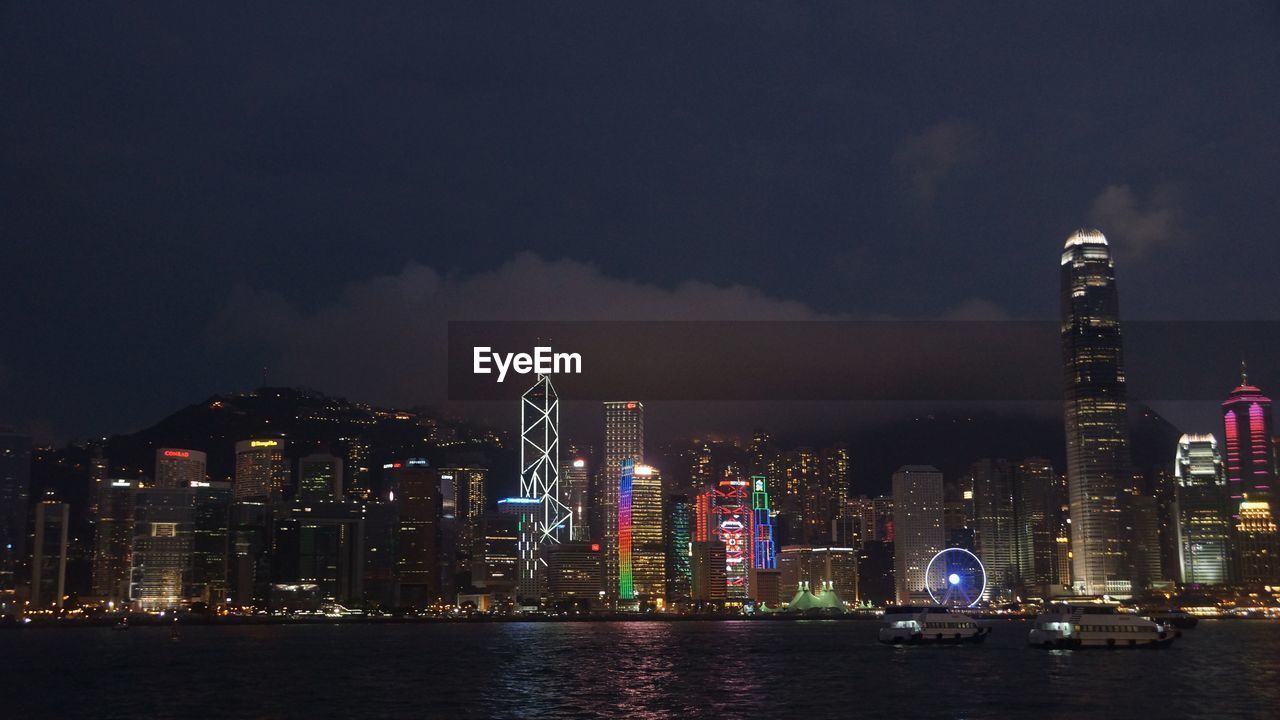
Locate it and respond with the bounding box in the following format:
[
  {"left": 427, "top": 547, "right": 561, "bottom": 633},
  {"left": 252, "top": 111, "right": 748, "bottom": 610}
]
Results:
[{"left": 1241, "top": 358, "right": 1249, "bottom": 386}]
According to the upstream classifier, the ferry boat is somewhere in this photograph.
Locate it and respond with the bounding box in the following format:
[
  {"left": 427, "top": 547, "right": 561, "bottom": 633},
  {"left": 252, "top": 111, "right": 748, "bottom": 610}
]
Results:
[
  {"left": 878, "top": 606, "right": 990, "bottom": 644},
  {"left": 1029, "top": 605, "right": 1177, "bottom": 649}
]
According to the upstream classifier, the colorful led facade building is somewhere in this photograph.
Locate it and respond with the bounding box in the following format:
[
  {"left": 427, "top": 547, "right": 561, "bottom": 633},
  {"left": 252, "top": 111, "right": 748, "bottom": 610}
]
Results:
[
  {"left": 1061, "top": 229, "right": 1132, "bottom": 596},
  {"left": 666, "top": 494, "right": 694, "bottom": 603},
  {"left": 1174, "top": 434, "right": 1232, "bottom": 585},
  {"left": 752, "top": 476, "right": 776, "bottom": 570},
  {"left": 1222, "top": 365, "right": 1275, "bottom": 512},
  {"left": 520, "top": 375, "right": 572, "bottom": 596},
  {"left": 630, "top": 464, "right": 666, "bottom": 601},
  {"left": 603, "top": 401, "right": 644, "bottom": 599},
  {"left": 617, "top": 458, "right": 635, "bottom": 601},
  {"left": 714, "top": 477, "right": 752, "bottom": 601}
]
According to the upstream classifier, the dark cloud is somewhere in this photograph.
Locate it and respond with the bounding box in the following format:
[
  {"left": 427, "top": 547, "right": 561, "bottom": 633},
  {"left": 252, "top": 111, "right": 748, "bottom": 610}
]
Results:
[
  {"left": 893, "top": 120, "right": 981, "bottom": 206},
  {"left": 1089, "top": 184, "right": 1185, "bottom": 262}
]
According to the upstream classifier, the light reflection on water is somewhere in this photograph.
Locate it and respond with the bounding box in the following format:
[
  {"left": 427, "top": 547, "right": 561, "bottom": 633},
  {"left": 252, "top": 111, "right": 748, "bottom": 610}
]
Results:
[{"left": 1, "top": 619, "right": 1277, "bottom": 719}]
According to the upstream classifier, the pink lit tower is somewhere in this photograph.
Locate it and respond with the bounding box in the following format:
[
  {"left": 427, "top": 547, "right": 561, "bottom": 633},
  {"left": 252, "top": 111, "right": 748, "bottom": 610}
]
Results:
[{"left": 1221, "top": 362, "right": 1275, "bottom": 518}]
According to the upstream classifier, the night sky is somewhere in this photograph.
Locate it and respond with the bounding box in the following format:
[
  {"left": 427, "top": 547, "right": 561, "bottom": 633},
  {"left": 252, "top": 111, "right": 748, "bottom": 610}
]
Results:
[{"left": 4, "top": 3, "right": 1280, "bottom": 442}]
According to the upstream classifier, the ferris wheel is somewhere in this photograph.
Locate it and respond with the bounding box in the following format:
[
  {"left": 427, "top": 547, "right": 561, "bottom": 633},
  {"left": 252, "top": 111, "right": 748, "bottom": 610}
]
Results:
[{"left": 924, "top": 548, "right": 987, "bottom": 608}]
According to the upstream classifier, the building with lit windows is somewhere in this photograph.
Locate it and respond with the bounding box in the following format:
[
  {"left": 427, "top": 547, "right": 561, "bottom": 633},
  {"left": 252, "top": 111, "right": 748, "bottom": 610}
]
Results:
[
  {"left": 665, "top": 494, "right": 694, "bottom": 604},
  {"left": 190, "top": 481, "right": 232, "bottom": 605},
  {"left": 970, "top": 459, "right": 1018, "bottom": 600},
  {"left": 0, "top": 431, "right": 32, "bottom": 594},
  {"left": 1061, "top": 228, "right": 1132, "bottom": 596},
  {"left": 1222, "top": 366, "right": 1275, "bottom": 512},
  {"left": 473, "top": 511, "right": 521, "bottom": 603},
  {"left": 1173, "top": 434, "right": 1231, "bottom": 585},
  {"left": 752, "top": 476, "right": 777, "bottom": 570},
  {"left": 778, "top": 545, "right": 857, "bottom": 607},
  {"left": 561, "top": 458, "right": 590, "bottom": 542},
  {"left": 603, "top": 401, "right": 644, "bottom": 599},
  {"left": 546, "top": 541, "right": 604, "bottom": 609},
  {"left": 892, "top": 465, "right": 944, "bottom": 604},
  {"left": 234, "top": 439, "right": 289, "bottom": 502},
  {"left": 155, "top": 448, "right": 207, "bottom": 489},
  {"left": 297, "top": 453, "right": 343, "bottom": 500},
  {"left": 714, "top": 477, "right": 752, "bottom": 601},
  {"left": 131, "top": 487, "right": 197, "bottom": 610},
  {"left": 387, "top": 461, "right": 442, "bottom": 606},
  {"left": 630, "top": 464, "right": 665, "bottom": 602},
  {"left": 1235, "top": 500, "right": 1279, "bottom": 585},
  {"left": 92, "top": 479, "right": 136, "bottom": 604}
]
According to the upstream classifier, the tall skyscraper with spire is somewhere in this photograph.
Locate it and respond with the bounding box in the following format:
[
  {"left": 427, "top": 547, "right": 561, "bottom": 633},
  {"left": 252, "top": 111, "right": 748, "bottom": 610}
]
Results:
[
  {"left": 1061, "top": 229, "right": 1132, "bottom": 595},
  {"left": 520, "top": 375, "right": 571, "bottom": 598},
  {"left": 1221, "top": 363, "right": 1275, "bottom": 512}
]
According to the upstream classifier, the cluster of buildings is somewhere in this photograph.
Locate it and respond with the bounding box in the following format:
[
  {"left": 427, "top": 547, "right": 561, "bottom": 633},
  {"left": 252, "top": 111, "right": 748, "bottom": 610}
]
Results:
[{"left": 1, "top": 229, "right": 1278, "bottom": 618}]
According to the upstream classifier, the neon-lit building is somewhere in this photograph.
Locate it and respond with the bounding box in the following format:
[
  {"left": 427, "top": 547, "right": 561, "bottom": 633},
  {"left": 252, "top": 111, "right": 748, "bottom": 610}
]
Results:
[
  {"left": 155, "top": 448, "right": 207, "bottom": 490},
  {"left": 1173, "top": 434, "right": 1231, "bottom": 585},
  {"left": 1061, "top": 229, "right": 1133, "bottom": 596},
  {"left": 520, "top": 375, "right": 572, "bottom": 598},
  {"left": 714, "top": 477, "right": 752, "bottom": 601},
  {"left": 752, "top": 476, "right": 776, "bottom": 570},
  {"left": 630, "top": 464, "right": 665, "bottom": 601},
  {"left": 561, "top": 457, "right": 590, "bottom": 542},
  {"left": 617, "top": 458, "right": 635, "bottom": 600},
  {"left": 666, "top": 494, "right": 694, "bottom": 603},
  {"left": 1222, "top": 365, "right": 1275, "bottom": 511},
  {"left": 603, "top": 401, "right": 644, "bottom": 599}
]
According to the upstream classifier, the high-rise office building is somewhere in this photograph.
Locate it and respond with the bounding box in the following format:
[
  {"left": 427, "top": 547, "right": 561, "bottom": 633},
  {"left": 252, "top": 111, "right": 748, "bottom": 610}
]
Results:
[
  {"left": 234, "top": 439, "right": 289, "bottom": 502},
  {"left": 388, "top": 461, "right": 442, "bottom": 606},
  {"left": 473, "top": 511, "right": 521, "bottom": 602},
  {"left": 1061, "top": 228, "right": 1132, "bottom": 596},
  {"left": 1235, "top": 500, "right": 1279, "bottom": 585},
  {"left": 752, "top": 476, "right": 777, "bottom": 570},
  {"left": 272, "top": 498, "right": 365, "bottom": 607},
  {"left": 781, "top": 447, "right": 818, "bottom": 544},
  {"left": 521, "top": 376, "right": 571, "bottom": 595},
  {"left": 561, "top": 458, "right": 590, "bottom": 542},
  {"left": 714, "top": 476, "right": 752, "bottom": 601},
  {"left": 603, "top": 401, "right": 644, "bottom": 600},
  {"left": 341, "top": 437, "right": 373, "bottom": 501},
  {"left": 778, "top": 545, "right": 858, "bottom": 606},
  {"left": 31, "top": 501, "right": 70, "bottom": 609},
  {"left": 1015, "top": 458, "right": 1063, "bottom": 592},
  {"left": 1222, "top": 366, "right": 1276, "bottom": 512},
  {"left": 666, "top": 494, "right": 694, "bottom": 604},
  {"left": 92, "top": 478, "right": 137, "bottom": 605},
  {"left": 297, "top": 453, "right": 343, "bottom": 500},
  {"left": 630, "top": 464, "right": 665, "bottom": 602},
  {"left": 970, "top": 459, "right": 1018, "bottom": 600},
  {"left": 190, "top": 481, "right": 232, "bottom": 605},
  {"left": 155, "top": 448, "right": 207, "bottom": 489},
  {"left": 892, "top": 465, "right": 944, "bottom": 604},
  {"left": 1173, "top": 434, "right": 1231, "bottom": 585},
  {"left": 0, "top": 431, "right": 31, "bottom": 594},
  {"left": 546, "top": 541, "right": 603, "bottom": 608},
  {"left": 691, "top": 539, "right": 727, "bottom": 604},
  {"left": 229, "top": 501, "right": 270, "bottom": 607},
  {"left": 131, "top": 487, "right": 196, "bottom": 610}
]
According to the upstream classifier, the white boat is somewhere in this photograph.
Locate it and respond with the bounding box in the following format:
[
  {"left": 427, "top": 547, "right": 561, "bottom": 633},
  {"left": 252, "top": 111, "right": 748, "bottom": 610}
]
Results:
[
  {"left": 878, "top": 606, "right": 990, "bottom": 644},
  {"left": 1029, "top": 604, "right": 1177, "bottom": 649}
]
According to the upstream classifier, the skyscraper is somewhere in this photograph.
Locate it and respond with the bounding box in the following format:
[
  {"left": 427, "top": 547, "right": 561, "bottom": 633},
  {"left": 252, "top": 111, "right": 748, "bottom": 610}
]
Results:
[
  {"left": 892, "top": 465, "right": 944, "bottom": 604},
  {"left": 970, "top": 459, "right": 1018, "bottom": 600},
  {"left": 234, "top": 439, "right": 289, "bottom": 502},
  {"left": 388, "top": 461, "right": 442, "bottom": 606},
  {"left": 630, "top": 464, "right": 665, "bottom": 602},
  {"left": 31, "top": 501, "right": 69, "bottom": 610},
  {"left": 1173, "top": 434, "right": 1231, "bottom": 585},
  {"left": 1061, "top": 228, "right": 1132, "bottom": 596},
  {"left": 752, "top": 476, "right": 777, "bottom": 570},
  {"left": 1235, "top": 500, "right": 1279, "bottom": 585},
  {"left": 521, "top": 375, "right": 571, "bottom": 596},
  {"left": 665, "top": 494, "right": 694, "bottom": 604},
  {"left": 155, "top": 448, "right": 207, "bottom": 489},
  {"left": 131, "top": 487, "right": 196, "bottom": 610},
  {"left": 1014, "top": 458, "right": 1063, "bottom": 593},
  {"left": 190, "top": 480, "right": 232, "bottom": 605},
  {"left": 0, "top": 431, "right": 31, "bottom": 594},
  {"left": 603, "top": 401, "right": 644, "bottom": 600},
  {"left": 1222, "top": 365, "right": 1275, "bottom": 512},
  {"left": 297, "top": 453, "right": 343, "bottom": 500},
  {"left": 92, "top": 478, "right": 137, "bottom": 605},
  {"left": 561, "top": 458, "right": 590, "bottom": 542},
  {"left": 714, "top": 476, "right": 752, "bottom": 601}
]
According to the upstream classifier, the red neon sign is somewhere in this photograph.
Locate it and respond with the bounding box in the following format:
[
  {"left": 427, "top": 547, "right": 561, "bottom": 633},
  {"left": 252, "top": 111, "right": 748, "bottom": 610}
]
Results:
[{"left": 163, "top": 450, "right": 190, "bottom": 458}]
